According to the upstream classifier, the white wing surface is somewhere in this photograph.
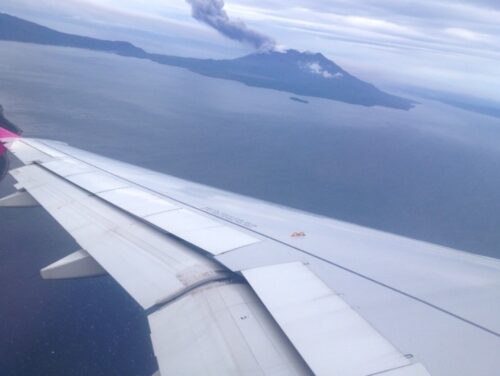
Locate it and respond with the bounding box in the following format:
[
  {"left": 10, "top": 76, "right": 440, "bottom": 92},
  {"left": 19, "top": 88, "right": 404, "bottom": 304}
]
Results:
[{"left": 2, "top": 135, "right": 500, "bottom": 375}]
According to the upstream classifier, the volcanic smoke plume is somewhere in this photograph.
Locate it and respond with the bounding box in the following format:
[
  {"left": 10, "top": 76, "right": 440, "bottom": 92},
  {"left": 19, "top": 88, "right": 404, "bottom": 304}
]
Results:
[{"left": 185, "top": 0, "right": 275, "bottom": 50}]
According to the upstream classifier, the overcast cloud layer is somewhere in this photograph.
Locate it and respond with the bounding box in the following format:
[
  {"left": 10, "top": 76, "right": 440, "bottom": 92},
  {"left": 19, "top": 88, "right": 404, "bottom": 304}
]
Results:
[{"left": 1, "top": 0, "right": 499, "bottom": 100}]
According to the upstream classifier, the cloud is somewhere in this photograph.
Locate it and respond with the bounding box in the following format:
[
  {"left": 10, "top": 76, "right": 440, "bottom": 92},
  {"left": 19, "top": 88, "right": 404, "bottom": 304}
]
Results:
[
  {"left": 2, "top": 0, "right": 499, "bottom": 99},
  {"left": 444, "top": 27, "right": 489, "bottom": 42},
  {"left": 185, "top": 0, "right": 275, "bottom": 50},
  {"left": 224, "top": 1, "right": 500, "bottom": 99},
  {"left": 302, "top": 62, "right": 343, "bottom": 79}
]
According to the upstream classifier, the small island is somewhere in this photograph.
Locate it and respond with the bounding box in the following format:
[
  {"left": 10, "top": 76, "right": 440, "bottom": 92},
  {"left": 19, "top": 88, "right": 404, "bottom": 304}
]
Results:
[{"left": 290, "top": 97, "right": 309, "bottom": 104}]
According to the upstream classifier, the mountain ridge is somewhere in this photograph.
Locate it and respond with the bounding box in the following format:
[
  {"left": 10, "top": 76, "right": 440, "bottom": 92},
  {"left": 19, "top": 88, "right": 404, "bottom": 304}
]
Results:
[{"left": 0, "top": 12, "right": 414, "bottom": 109}]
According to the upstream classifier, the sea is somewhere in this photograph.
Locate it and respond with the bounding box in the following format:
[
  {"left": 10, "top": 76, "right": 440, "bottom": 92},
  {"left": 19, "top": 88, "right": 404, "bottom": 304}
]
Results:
[{"left": 0, "top": 41, "right": 499, "bottom": 375}]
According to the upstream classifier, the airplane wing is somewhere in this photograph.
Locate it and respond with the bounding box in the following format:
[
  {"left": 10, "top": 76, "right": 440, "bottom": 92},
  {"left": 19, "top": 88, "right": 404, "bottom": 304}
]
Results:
[{"left": 1, "top": 132, "right": 499, "bottom": 375}]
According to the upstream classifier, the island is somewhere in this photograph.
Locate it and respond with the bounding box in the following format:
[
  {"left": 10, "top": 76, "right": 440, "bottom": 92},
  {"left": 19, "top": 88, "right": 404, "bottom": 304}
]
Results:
[{"left": 0, "top": 12, "right": 414, "bottom": 110}]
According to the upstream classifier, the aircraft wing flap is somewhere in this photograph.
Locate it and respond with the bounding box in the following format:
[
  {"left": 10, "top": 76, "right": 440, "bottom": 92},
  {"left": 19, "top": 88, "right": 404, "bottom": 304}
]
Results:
[
  {"left": 66, "top": 170, "right": 130, "bottom": 193},
  {"left": 148, "top": 282, "right": 312, "bottom": 376},
  {"left": 97, "top": 187, "right": 179, "bottom": 217},
  {"left": 243, "top": 262, "right": 430, "bottom": 376},
  {"left": 145, "top": 209, "right": 260, "bottom": 254},
  {"left": 41, "top": 158, "right": 97, "bottom": 176}
]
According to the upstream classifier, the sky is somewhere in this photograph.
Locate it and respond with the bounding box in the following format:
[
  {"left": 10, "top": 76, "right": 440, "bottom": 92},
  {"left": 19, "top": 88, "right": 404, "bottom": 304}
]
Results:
[{"left": 2, "top": 0, "right": 500, "bottom": 101}]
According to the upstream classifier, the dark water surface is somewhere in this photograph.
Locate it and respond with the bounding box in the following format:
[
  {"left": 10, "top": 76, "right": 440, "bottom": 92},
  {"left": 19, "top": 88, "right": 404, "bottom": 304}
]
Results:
[{"left": 1, "top": 42, "right": 499, "bottom": 375}]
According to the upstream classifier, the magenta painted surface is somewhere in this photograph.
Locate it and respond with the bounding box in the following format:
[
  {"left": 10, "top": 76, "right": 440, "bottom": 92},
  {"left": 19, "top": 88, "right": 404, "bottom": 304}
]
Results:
[
  {"left": 0, "top": 126, "right": 20, "bottom": 156},
  {"left": 0, "top": 126, "right": 20, "bottom": 139}
]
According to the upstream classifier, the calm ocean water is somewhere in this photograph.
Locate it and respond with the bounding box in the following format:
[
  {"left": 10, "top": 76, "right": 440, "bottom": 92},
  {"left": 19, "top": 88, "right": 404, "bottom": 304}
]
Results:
[{"left": 0, "top": 41, "right": 499, "bottom": 375}]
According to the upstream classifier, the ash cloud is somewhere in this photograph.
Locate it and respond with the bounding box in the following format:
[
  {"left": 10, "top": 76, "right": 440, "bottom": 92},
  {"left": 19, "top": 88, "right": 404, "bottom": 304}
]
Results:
[{"left": 185, "top": 0, "right": 275, "bottom": 50}]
